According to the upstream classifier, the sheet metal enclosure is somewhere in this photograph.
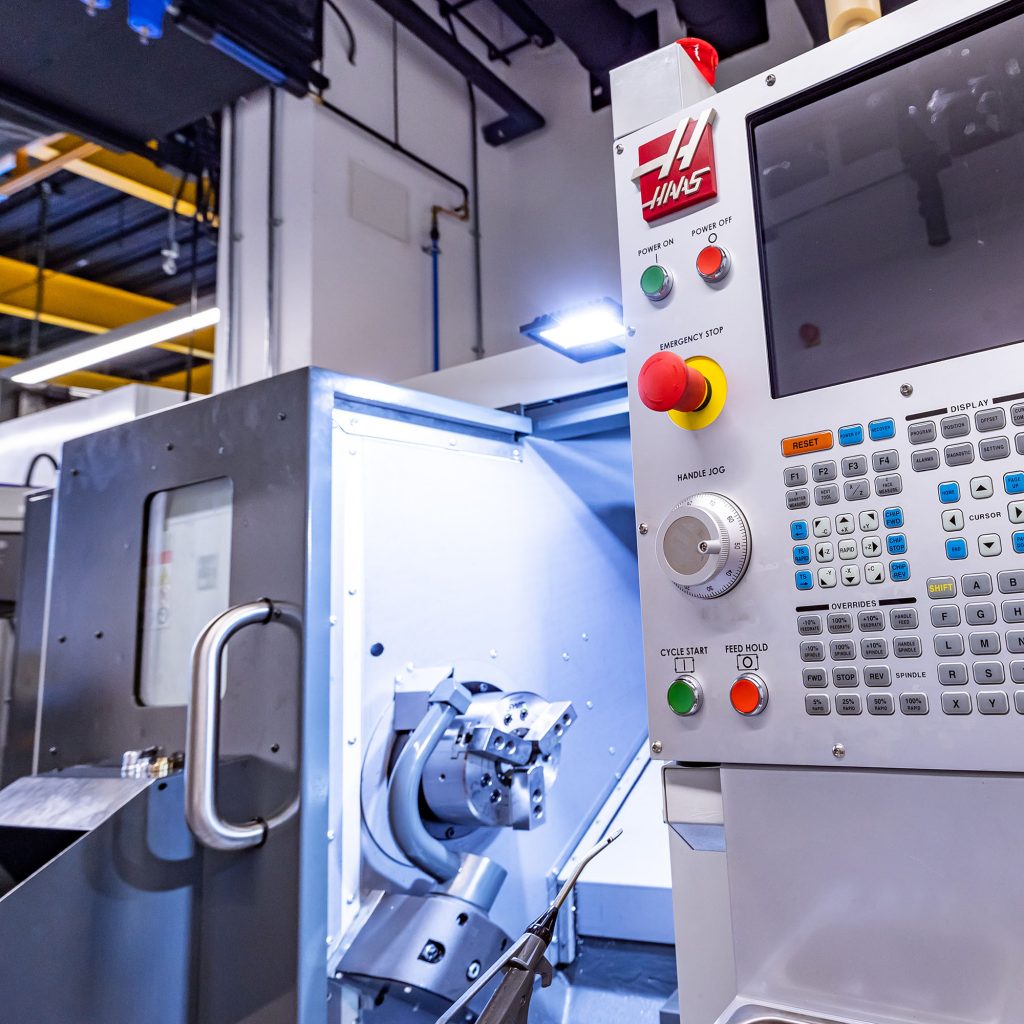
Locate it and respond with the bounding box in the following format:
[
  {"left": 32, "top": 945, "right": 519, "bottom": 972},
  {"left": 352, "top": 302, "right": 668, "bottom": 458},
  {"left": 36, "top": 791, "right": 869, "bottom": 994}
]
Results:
[
  {"left": 612, "top": 3, "right": 1024, "bottom": 1022},
  {"left": 15, "top": 368, "right": 646, "bottom": 1022},
  {"left": 3, "top": 490, "right": 52, "bottom": 785}
]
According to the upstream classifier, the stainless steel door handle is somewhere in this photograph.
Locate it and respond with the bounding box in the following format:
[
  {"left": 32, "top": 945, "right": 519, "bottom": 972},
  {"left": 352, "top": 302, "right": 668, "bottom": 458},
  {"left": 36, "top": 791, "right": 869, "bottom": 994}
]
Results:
[{"left": 185, "top": 598, "right": 301, "bottom": 852}]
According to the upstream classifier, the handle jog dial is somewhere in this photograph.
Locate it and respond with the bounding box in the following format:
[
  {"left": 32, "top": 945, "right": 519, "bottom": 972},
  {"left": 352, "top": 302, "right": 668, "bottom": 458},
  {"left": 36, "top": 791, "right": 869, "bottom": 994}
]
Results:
[{"left": 655, "top": 492, "right": 751, "bottom": 599}]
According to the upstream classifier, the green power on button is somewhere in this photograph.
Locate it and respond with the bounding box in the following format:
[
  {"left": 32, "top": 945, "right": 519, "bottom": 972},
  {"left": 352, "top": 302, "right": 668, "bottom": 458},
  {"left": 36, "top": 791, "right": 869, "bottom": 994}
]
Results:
[
  {"left": 640, "top": 264, "right": 673, "bottom": 301},
  {"left": 667, "top": 677, "right": 703, "bottom": 716}
]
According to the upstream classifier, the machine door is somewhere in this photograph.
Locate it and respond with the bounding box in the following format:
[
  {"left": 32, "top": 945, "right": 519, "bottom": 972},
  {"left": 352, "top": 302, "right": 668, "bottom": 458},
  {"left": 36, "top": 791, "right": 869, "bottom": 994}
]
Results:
[{"left": 36, "top": 369, "right": 331, "bottom": 1024}]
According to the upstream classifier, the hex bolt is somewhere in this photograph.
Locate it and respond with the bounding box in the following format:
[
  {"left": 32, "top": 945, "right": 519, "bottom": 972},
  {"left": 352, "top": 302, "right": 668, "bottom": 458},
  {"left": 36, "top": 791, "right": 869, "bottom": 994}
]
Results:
[{"left": 466, "top": 961, "right": 482, "bottom": 981}]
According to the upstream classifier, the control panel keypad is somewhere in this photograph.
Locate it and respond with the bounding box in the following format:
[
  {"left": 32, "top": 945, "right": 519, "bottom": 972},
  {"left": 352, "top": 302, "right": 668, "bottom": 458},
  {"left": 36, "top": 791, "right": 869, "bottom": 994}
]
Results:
[
  {"left": 783, "top": 403, "right": 1024, "bottom": 721},
  {"left": 941, "top": 415, "right": 971, "bottom": 439},
  {"left": 908, "top": 421, "right": 937, "bottom": 445},
  {"left": 907, "top": 416, "right": 1024, "bottom": 570},
  {"left": 944, "top": 442, "right": 975, "bottom": 467},
  {"left": 800, "top": 568, "right": 1024, "bottom": 713},
  {"left": 978, "top": 691, "right": 1010, "bottom": 714},
  {"left": 784, "top": 418, "right": 920, "bottom": 592}
]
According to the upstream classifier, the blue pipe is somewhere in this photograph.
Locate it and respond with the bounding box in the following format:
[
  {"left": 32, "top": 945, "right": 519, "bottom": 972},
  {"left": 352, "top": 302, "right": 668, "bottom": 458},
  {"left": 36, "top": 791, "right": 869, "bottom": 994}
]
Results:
[
  {"left": 128, "top": 0, "right": 169, "bottom": 39},
  {"left": 211, "top": 33, "right": 287, "bottom": 85},
  {"left": 429, "top": 229, "right": 441, "bottom": 372}
]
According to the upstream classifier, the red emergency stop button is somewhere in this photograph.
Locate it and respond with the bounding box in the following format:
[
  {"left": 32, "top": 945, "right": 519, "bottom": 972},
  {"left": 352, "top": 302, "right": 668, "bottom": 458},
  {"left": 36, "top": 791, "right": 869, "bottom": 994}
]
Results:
[
  {"left": 696, "top": 244, "right": 731, "bottom": 283},
  {"left": 730, "top": 675, "right": 768, "bottom": 716},
  {"left": 637, "top": 352, "right": 710, "bottom": 414}
]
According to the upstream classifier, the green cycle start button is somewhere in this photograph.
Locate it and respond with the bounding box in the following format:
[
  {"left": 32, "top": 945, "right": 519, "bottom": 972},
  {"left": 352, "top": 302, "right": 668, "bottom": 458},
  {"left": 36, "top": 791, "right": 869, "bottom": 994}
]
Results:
[{"left": 667, "top": 677, "right": 703, "bottom": 716}]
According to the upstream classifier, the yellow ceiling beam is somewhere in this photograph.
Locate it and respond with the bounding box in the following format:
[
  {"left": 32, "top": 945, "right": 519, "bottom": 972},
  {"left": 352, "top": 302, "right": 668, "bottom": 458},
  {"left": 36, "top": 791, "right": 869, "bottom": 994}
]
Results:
[
  {"left": 25, "top": 134, "right": 211, "bottom": 221},
  {"left": 156, "top": 361, "right": 213, "bottom": 394},
  {"left": 0, "top": 141, "right": 102, "bottom": 199},
  {"left": 0, "top": 255, "right": 214, "bottom": 359}
]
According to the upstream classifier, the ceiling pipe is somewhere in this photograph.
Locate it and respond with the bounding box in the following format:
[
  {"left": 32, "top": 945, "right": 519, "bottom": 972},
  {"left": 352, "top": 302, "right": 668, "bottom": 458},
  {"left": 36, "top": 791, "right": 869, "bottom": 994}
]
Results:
[
  {"left": 672, "top": 0, "right": 769, "bottom": 59},
  {"left": 488, "top": 0, "right": 555, "bottom": 47},
  {"left": 365, "top": 0, "right": 544, "bottom": 144},
  {"left": 515, "top": 0, "right": 658, "bottom": 109},
  {"left": 793, "top": 0, "right": 914, "bottom": 46},
  {"left": 825, "top": 0, "right": 881, "bottom": 38}
]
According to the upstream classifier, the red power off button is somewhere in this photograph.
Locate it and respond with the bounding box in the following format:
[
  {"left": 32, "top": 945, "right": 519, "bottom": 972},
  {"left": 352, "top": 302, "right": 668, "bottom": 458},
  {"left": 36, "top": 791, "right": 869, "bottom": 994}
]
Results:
[
  {"left": 696, "top": 245, "right": 731, "bottom": 283},
  {"left": 730, "top": 675, "right": 768, "bottom": 716}
]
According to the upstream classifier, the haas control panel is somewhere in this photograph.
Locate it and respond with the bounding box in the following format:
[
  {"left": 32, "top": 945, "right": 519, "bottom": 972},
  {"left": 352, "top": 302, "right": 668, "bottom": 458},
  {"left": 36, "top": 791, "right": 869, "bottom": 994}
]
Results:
[{"left": 614, "top": 0, "right": 1024, "bottom": 771}]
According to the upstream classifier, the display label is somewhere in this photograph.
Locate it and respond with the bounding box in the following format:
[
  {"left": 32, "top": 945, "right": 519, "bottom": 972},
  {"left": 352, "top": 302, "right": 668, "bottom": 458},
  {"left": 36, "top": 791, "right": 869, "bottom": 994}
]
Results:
[{"left": 632, "top": 108, "right": 718, "bottom": 223}]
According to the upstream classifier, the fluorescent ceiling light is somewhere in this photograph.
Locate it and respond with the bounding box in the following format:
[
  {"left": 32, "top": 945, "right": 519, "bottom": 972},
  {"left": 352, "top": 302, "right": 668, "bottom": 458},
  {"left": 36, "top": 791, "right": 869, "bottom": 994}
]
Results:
[
  {"left": 5, "top": 301, "right": 219, "bottom": 385},
  {"left": 520, "top": 298, "right": 626, "bottom": 362}
]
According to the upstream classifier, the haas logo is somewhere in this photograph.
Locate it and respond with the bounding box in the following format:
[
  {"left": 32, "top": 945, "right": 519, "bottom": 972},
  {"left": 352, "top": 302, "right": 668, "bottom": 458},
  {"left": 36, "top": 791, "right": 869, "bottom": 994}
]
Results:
[{"left": 632, "top": 108, "right": 718, "bottom": 223}]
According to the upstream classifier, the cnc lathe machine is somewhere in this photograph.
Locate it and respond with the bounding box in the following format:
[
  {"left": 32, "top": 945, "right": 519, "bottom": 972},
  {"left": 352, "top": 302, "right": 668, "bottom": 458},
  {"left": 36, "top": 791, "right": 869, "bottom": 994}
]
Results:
[{"left": 613, "top": 2, "right": 1024, "bottom": 1022}]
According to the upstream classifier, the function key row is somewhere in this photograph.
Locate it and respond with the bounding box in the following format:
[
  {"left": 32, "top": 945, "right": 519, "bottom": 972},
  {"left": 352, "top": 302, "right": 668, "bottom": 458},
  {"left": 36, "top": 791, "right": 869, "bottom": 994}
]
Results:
[
  {"left": 803, "top": 665, "right": 892, "bottom": 687},
  {"left": 793, "top": 535, "right": 908, "bottom": 565},
  {"left": 938, "top": 478, "right": 1024, "bottom": 503},
  {"left": 912, "top": 438, "right": 1019, "bottom": 470},
  {"left": 805, "top": 692, "right": 926, "bottom": 715},
  {"left": 938, "top": 661, "right": 1024, "bottom": 684},
  {"left": 796, "top": 561, "right": 909, "bottom": 590},
  {"left": 790, "top": 509, "right": 903, "bottom": 541},
  {"left": 800, "top": 637, "right": 921, "bottom": 661},
  {"left": 928, "top": 572, "right": 1024, "bottom": 598},
  {"left": 944, "top": 533, "right": 1020, "bottom": 560},
  {"left": 908, "top": 406, "right": 1024, "bottom": 447},
  {"left": 797, "top": 608, "right": 918, "bottom": 635},
  {"left": 782, "top": 419, "right": 896, "bottom": 458},
  {"left": 783, "top": 451, "right": 901, "bottom": 487},
  {"left": 803, "top": 661, "right": 1024, "bottom": 688},
  {"left": 933, "top": 630, "right": 1024, "bottom": 657},
  {"left": 931, "top": 600, "right": 1024, "bottom": 625},
  {"left": 807, "top": 690, "right": 1024, "bottom": 715},
  {"left": 839, "top": 420, "right": 894, "bottom": 445},
  {"left": 786, "top": 476, "right": 903, "bottom": 509}
]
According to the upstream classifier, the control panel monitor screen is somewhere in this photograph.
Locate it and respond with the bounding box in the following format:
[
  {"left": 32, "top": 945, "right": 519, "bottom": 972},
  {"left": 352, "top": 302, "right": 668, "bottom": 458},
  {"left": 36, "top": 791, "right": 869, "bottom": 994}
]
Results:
[{"left": 754, "top": 9, "right": 1024, "bottom": 397}]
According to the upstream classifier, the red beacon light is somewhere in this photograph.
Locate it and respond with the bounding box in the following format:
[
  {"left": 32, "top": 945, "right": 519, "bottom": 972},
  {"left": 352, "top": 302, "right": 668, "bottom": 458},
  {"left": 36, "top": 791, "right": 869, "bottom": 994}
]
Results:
[{"left": 676, "top": 37, "right": 719, "bottom": 87}]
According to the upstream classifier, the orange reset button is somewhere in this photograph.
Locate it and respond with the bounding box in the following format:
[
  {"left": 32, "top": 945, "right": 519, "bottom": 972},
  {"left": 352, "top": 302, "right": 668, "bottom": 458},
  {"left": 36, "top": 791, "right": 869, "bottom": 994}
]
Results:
[{"left": 781, "top": 431, "right": 834, "bottom": 457}]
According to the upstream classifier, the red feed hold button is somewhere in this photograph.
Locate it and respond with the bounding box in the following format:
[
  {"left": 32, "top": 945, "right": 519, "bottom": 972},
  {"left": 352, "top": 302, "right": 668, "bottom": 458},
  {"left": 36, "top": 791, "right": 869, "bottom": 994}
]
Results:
[
  {"left": 730, "top": 675, "right": 768, "bottom": 716},
  {"left": 696, "top": 244, "right": 731, "bottom": 283},
  {"left": 637, "top": 352, "right": 710, "bottom": 414}
]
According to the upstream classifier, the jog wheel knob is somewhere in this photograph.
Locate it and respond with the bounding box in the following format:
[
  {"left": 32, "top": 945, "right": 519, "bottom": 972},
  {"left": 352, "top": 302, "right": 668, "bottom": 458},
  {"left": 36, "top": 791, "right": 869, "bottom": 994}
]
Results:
[{"left": 655, "top": 492, "right": 751, "bottom": 599}]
